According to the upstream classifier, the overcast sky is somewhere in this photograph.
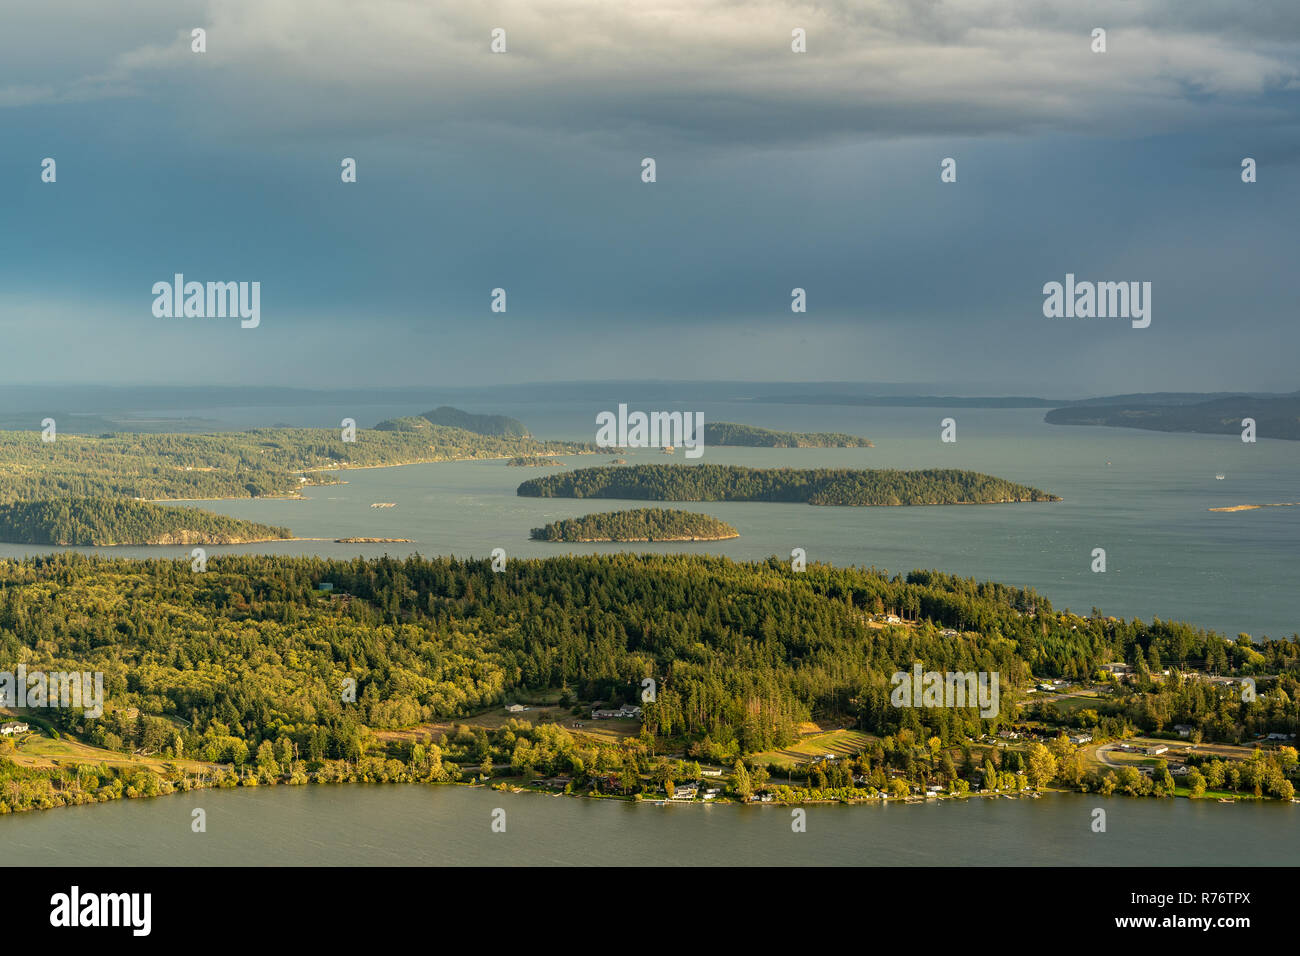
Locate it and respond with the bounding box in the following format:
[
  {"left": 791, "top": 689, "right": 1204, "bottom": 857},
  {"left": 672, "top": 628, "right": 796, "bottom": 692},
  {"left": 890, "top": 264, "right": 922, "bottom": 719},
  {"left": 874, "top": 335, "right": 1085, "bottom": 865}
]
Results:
[{"left": 2, "top": 1, "right": 1297, "bottom": 394}]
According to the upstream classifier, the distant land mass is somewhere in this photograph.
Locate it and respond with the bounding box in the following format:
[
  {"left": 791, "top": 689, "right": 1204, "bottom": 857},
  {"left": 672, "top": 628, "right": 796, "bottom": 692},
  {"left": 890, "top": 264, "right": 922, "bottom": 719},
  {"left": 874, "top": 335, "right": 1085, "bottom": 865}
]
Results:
[
  {"left": 530, "top": 508, "right": 739, "bottom": 542},
  {"left": 507, "top": 456, "right": 563, "bottom": 467},
  {"left": 752, "top": 394, "right": 1061, "bottom": 408},
  {"left": 0, "top": 425, "right": 595, "bottom": 502},
  {"left": 750, "top": 389, "right": 1299, "bottom": 411},
  {"left": 0, "top": 498, "right": 292, "bottom": 546},
  {"left": 1045, "top": 395, "right": 1300, "bottom": 441},
  {"left": 518, "top": 464, "right": 1059, "bottom": 506},
  {"left": 417, "top": 406, "right": 529, "bottom": 437},
  {"left": 705, "top": 422, "right": 872, "bottom": 447}
]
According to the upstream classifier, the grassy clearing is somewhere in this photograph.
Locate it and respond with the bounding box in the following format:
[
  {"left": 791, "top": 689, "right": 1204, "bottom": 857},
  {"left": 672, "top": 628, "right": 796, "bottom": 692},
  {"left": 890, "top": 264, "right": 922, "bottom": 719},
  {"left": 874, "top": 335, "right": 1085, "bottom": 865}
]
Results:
[
  {"left": 749, "top": 728, "right": 873, "bottom": 769},
  {"left": 7, "top": 733, "right": 212, "bottom": 774}
]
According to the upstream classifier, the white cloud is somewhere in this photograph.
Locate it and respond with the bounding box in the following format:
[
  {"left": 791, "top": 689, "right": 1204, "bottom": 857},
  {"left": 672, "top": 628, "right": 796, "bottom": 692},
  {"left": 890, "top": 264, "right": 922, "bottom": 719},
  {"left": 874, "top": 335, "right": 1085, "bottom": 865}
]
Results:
[{"left": 2, "top": 0, "right": 1295, "bottom": 147}]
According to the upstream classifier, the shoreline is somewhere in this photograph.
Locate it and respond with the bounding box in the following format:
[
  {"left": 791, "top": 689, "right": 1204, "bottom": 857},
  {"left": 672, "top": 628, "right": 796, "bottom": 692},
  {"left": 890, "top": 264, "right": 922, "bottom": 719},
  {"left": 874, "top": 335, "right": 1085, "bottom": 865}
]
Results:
[
  {"left": 540, "top": 533, "right": 741, "bottom": 542},
  {"left": 3, "top": 772, "right": 1286, "bottom": 819}
]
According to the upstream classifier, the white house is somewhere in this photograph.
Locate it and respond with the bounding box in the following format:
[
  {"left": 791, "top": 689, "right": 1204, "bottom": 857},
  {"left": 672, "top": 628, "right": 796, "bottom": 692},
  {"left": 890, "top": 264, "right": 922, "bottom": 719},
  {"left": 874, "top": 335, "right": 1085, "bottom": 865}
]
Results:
[
  {"left": 591, "top": 704, "right": 643, "bottom": 720},
  {"left": 505, "top": 703, "right": 528, "bottom": 713},
  {"left": 0, "top": 721, "right": 29, "bottom": 736}
]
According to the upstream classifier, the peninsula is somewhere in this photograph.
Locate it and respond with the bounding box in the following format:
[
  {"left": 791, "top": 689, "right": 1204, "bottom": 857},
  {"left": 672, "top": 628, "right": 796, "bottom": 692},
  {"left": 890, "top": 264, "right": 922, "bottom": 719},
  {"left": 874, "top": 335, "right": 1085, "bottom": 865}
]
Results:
[{"left": 2, "top": 553, "right": 1294, "bottom": 815}]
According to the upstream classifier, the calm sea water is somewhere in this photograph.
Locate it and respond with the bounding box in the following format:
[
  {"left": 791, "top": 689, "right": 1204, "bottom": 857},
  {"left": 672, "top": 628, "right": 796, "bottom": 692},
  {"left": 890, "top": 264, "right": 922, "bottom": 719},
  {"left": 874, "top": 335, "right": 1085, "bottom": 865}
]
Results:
[
  {"left": 4, "top": 403, "right": 1295, "bottom": 639},
  {"left": 4, "top": 785, "right": 1295, "bottom": 866}
]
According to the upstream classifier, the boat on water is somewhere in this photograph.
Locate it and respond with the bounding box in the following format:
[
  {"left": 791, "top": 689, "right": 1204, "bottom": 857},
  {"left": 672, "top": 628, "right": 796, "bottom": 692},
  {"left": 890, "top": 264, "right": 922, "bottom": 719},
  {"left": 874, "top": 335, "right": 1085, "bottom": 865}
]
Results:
[{"left": 1215, "top": 474, "right": 1226, "bottom": 480}]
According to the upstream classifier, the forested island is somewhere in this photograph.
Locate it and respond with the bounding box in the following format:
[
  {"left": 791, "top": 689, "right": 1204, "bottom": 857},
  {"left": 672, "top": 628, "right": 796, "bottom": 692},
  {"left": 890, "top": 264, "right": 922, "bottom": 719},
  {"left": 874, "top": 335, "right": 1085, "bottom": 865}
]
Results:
[
  {"left": 705, "top": 422, "right": 873, "bottom": 447},
  {"left": 517, "top": 464, "right": 1059, "bottom": 506},
  {"left": 530, "top": 508, "right": 738, "bottom": 541},
  {"left": 1, "top": 553, "right": 1296, "bottom": 814},
  {"left": 0, "top": 498, "right": 292, "bottom": 546},
  {"left": 507, "top": 457, "right": 563, "bottom": 467}
]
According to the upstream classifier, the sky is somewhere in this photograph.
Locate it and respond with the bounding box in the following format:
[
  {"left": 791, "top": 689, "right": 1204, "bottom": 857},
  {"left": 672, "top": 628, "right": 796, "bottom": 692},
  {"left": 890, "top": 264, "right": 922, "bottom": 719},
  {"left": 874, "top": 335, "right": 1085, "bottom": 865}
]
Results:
[{"left": 1, "top": 0, "right": 1298, "bottom": 394}]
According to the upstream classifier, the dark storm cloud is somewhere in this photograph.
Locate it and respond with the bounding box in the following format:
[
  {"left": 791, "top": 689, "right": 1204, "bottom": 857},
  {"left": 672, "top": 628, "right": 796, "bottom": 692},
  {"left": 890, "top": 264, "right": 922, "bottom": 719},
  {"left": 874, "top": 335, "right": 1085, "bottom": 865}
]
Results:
[{"left": 0, "top": 1, "right": 1297, "bottom": 391}]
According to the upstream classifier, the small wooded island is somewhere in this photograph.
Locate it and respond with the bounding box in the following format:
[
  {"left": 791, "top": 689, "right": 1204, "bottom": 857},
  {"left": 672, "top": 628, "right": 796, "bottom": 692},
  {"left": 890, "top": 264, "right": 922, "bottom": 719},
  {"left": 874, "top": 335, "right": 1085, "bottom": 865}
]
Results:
[
  {"left": 706, "top": 422, "right": 873, "bottom": 447},
  {"left": 0, "top": 498, "right": 292, "bottom": 546},
  {"left": 507, "top": 456, "right": 563, "bottom": 467},
  {"left": 530, "top": 508, "right": 739, "bottom": 542},
  {"left": 518, "top": 465, "right": 1059, "bottom": 506}
]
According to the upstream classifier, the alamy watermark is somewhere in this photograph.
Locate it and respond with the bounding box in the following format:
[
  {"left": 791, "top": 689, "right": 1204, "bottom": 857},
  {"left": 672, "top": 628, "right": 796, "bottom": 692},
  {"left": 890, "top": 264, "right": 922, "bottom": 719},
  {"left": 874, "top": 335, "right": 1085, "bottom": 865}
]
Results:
[
  {"left": 595, "top": 404, "right": 704, "bottom": 458},
  {"left": 890, "top": 663, "right": 999, "bottom": 718},
  {"left": 1042, "top": 274, "right": 1150, "bottom": 328},
  {"left": 1, "top": 665, "right": 104, "bottom": 718},
  {"left": 152, "top": 274, "right": 260, "bottom": 328}
]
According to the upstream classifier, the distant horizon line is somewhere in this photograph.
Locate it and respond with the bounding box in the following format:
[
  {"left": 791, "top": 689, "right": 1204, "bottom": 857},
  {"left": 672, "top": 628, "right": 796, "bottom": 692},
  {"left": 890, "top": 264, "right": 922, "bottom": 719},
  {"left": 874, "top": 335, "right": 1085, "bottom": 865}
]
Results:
[{"left": 0, "top": 380, "right": 1294, "bottom": 401}]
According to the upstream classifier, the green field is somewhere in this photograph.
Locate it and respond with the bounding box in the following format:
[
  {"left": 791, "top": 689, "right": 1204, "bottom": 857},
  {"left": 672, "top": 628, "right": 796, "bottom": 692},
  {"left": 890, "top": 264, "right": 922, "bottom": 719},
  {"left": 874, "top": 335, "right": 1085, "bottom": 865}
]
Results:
[{"left": 749, "top": 728, "right": 873, "bottom": 769}]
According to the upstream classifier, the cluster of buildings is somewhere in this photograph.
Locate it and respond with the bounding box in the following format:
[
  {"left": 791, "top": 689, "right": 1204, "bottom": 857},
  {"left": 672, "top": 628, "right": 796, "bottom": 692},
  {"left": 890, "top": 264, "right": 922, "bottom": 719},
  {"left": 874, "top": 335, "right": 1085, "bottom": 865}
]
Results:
[
  {"left": 0, "top": 721, "right": 30, "bottom": 736},
  {"left": 590, "top": 704, "right": 643, "bottom": 720},
  {"left": 669, "top": 781, "right": 723, "bottom": 801}
]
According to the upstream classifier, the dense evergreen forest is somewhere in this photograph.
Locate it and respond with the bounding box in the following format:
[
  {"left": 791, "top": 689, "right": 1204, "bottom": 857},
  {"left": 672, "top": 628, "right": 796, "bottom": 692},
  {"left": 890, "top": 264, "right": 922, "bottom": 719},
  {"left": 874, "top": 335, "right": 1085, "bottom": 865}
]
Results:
[
  {"left": 507, "top": 457, "right": 563, "bottom": 467},
  {"left": 705, "top": 422, "right": 873, "bottom": 447},
  {"left": 2, "top": 553, "right": 1294, "bottom": 757},
  {"left": 530, "top": 508, "right": 738, "bottom": 541},
  {"left": 0, "top": 498, "right": 291, "bottom": 546},
  {"left": 1, "top": 553, "right": 1296, "bottom": 811},
  {"left": 0, "top": 425, "right": 595, "bottom": 502},
  {"left": 518, "top": 465, "right": 1060, "bottom": 506}
]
